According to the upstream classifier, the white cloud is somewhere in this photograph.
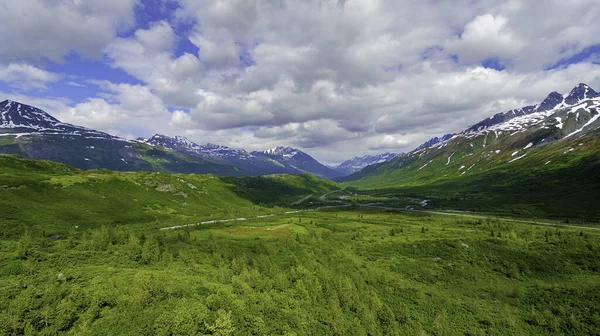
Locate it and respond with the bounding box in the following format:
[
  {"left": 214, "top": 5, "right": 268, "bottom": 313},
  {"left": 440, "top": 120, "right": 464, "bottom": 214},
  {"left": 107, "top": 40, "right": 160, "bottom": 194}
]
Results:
[
  {"left": 0, "top": 0, "right": 137, "bottom": 63},
  {"left": 0, "top": 63, "right": 61, "bottom": 89},
  {"left": 105, "top": 21, "right": 205, "bottom": 108},
  {"left": 446, "top": 14, "right": 524, "bottom": 64},
  {"left": 54, "top": 82, "right": 171, "bottom": 137},
  {"left": 5, "top": 0, "right": 600, "bottom": 163}
]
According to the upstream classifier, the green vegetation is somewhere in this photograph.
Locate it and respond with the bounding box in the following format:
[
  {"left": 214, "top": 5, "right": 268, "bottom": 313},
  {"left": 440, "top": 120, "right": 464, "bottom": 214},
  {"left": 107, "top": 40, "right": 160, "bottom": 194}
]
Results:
[
  {"left": 343, "top": 130, "right": 600, "bottom": 221},
  {"left": 0, "top": 135, "right": 249, "bottom": 176},
  {"left": 2, "top": 154, "right": 600, "bottom": 335},
  {"left": 0, "top": 155, "right": 338, "bottom": 238},
  {"left": 2, "top": 207, "right": 600, "bottom": 335}
]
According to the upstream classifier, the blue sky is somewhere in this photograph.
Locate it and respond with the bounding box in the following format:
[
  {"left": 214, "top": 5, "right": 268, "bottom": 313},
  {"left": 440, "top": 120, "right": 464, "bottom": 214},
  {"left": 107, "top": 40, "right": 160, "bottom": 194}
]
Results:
[{"left": 1, "top": 0, "right": 600, "bottom": 163}]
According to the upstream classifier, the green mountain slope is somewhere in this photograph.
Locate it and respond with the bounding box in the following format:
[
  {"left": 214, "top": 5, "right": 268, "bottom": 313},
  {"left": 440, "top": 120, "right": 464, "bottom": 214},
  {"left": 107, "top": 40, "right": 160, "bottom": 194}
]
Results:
[
  {"left": 0, "top": 155, "right": 339, "bottom": 238},
  {"left": 343, "top": 88, "right": 600, "bottom": 220},
  {"left": 0, "top": 134, "right": 251, "bottom": 176},
  {"left": 354, "top": 131, "right": 600, "bottom": 220}
]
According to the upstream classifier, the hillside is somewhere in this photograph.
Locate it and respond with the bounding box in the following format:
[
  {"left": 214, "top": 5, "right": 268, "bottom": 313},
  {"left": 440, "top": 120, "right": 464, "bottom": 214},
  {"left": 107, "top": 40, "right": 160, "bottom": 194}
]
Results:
[
  {"left": 0, "top": 155, "right": 339, "bottom": 238},
  {"left": 342, "top": 84, "right": 600, "bottom": 219},
  {"left": 0, "top": 101, "right": 340, "bottom": 179},
  {"left": 1, "top": 155, "right": 599, "bottom": 335}
]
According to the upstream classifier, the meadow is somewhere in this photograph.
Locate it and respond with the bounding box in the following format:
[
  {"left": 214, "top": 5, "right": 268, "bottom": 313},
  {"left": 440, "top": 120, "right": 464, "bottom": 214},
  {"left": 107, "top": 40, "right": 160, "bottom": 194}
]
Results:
[
  {"left": 2, "top": 207, "right": 600, "bottom": 335},
  {"left": 1, "top": 155, "right": 600, "bottom": 335}
]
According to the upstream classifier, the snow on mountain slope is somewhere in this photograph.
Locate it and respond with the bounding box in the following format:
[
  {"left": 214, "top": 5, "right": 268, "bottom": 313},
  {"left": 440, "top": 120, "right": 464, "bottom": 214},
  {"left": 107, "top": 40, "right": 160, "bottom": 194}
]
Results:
[
  {"left": 343, "top": 83, "right": 600, "bottom": 185},
  {"left": 417, "top": 83, "right": 600, "bottom": 151},
  {"left": 334, "top": 152, "right": 403, "bottom": 175},
  {"left": 0, "top": 100, "right": 120, "bottom": 140},
  {"left": 255, "top": 146, "right": 343, "bottom": 179},
  {"left": 143, "top": 134, "right": 256, "bottom": 160},
  {"left": 262, "top": 146, "right": 299, "bottom": 158}
]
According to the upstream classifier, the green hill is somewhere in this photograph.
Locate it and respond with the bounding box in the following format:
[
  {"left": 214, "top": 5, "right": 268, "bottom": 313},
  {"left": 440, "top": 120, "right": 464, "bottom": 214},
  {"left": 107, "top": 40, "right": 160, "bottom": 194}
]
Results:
[
  {"left": 0, "top": 155, "right": 339, "bottom": 238},
  {"left": 343, "top": 127, "right": 600, "bottom": 220}
]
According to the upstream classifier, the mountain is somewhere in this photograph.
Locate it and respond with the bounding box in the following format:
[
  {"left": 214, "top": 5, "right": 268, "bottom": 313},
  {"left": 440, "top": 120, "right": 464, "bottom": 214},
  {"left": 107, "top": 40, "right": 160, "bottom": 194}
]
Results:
[
  {"left": 252, "top": 146, "right": 343, "bottom": 179},
  {"left": 333, "top": 152, "right": 403, "bottom": 176},
  {"left": 417, "top": 134, "right": 455, "bottom": 149},
  {"left": 0, "top": 100, "right": 116, "bottom": 140},
  {"left": 342, "top": 83, "right": 600, "bottom": 218},
  {"left": 138, "top": 135, "right": 342, "bottom": 179},
  {"left": 0, "top": 100, "right": 344, "bottom": 178},
  {"left": 0, "top": 100, "right": 248, "bottom": 175}
]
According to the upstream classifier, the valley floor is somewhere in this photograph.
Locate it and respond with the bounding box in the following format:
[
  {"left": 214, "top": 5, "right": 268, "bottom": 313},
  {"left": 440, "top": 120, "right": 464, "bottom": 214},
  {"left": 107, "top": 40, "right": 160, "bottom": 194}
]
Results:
[{"left": 2, "top": 207, "right": 599, "bottom": 335}]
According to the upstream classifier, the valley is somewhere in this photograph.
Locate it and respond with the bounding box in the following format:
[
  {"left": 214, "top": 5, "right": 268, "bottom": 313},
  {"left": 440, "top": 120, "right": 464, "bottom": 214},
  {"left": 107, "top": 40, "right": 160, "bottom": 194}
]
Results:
[
  {"left": 1, "top": 84, "right": 600, "bottom": 335},
  {"left": 1, "top": 152, "right": 600, "bottom": 335}
]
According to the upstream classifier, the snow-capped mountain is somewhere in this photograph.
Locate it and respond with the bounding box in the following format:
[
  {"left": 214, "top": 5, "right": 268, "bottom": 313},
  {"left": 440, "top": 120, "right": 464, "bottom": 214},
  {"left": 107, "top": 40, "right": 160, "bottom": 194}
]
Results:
[
  {"left": 413, "top": 83, "right": 599, "bottom": 152},
  {"left": 138, "top": 136, "right": 342, "bottom": 179},
  {"left": 0, "top": 101, "right": 247, "bottom": 175},
  {"left": 142, "top": 134, "right": 202, "bottom": 152},
  {"left": 254, "top": 146, "right": 343, "bottom": 179},
  {"left": 142, "top": 134, "right": 255, "bottom": 160},
  {"left": 343, "top": 83, "right": 600, "bottom": 184},
  {"left": 261, "top": 146, "right": 300, "bottom": 158},
  {"left": 0, "top": 100, "right": 117, "bottom": 140},
  {"left": 464, "top": 83, "right": 598, "bottom": 135},
  {"left": 417, "top": 134, "right": 455, "bottom": 150},
  {"left": 334, "top": 152, "right": 403, "bottom": 176}
]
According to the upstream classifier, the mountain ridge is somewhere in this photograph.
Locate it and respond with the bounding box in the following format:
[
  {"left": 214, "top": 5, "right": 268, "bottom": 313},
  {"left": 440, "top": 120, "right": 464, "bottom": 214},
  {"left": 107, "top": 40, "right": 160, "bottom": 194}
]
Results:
[
  {"left": 343, "top": 83, "right": 600, "bottom": 186},
  {"left": 333, "top": 152, "right": 403, "bottom": 176}
]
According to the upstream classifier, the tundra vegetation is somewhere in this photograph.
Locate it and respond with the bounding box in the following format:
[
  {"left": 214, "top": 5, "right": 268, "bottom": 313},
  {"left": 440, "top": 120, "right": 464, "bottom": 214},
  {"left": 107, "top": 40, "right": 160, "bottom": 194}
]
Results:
[{"left": 1, "top": 155, "right": 599, "bottom": 335}]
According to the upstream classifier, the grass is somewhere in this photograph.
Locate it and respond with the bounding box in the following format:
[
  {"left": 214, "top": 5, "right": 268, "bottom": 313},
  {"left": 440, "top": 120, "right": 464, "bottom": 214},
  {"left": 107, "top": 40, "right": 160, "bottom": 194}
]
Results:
[
  {"left": 2, "top": 154, "right": 600, "bottom": 335},
  {"left": 0, "top": 155, "right": 339, "bottom": 238},
  {"left": 342, "top": 130, "right": 600, "bottom": 221},
  {"left": 1, "top": 208, "right": 599, "bottom": 335}
]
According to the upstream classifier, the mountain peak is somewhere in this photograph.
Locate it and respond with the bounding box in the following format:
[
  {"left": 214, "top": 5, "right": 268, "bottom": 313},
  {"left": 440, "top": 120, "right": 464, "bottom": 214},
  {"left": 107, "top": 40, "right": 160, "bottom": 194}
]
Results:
[
  {"left": 536, "top": 91, "right": 564, "bottom": 112},
  {"left": 263, "top": 146, "right": 299, "bottom": 156},
  {"left": 334, "top": 152, "right": 403, "bottom": 175},
  {"left": 564, "top": 83, "right": 597, "bottom": 105},
  {"left": 418, "top": 134, "right": 455, "bottom": 149},
  {"left": 1, "top": 99, "right": 62, "bottom": 128},
  {"left": 146, "top": 134, "right": 201, "bottom": 152}
]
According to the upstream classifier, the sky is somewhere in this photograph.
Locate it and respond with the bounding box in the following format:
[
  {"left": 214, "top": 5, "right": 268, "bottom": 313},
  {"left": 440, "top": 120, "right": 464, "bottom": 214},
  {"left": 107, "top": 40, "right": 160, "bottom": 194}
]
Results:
[{"left": 1, "top": 0, "right": 600, "bottom": 164}]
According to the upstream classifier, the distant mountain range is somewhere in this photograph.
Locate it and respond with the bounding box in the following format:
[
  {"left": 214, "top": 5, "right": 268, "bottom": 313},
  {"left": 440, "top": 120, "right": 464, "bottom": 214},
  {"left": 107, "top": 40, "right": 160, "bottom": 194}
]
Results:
[
  {"left": 7, "top": 81, "right": 595, "bottom": 185},
  {"left": 343, "top": 83, "right": 600, "bottom": 186},
  {"left": 139, "top": 134, "right": 343, "bottom": 179},
  {"left": 331, "top": 152, "right": 403, "bottom": 175},
  {"left": 0, "top": 100, "right": 343, "bottom": 179}
]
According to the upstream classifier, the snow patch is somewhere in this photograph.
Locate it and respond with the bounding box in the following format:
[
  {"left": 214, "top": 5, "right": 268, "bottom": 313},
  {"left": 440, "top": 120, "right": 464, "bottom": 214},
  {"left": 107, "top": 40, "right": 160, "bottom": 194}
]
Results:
[{"left": 509, "top": 154, "right": 527, "bottom": 163}]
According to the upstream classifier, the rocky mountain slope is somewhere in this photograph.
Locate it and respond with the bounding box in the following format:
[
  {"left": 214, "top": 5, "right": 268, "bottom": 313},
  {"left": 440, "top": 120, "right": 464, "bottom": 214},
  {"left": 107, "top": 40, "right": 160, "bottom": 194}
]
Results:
[
  {"left": 0, "top": 100, "right": 341, "bottom": 178},
  {"left": 333, "top": 152, "right": 403, "bottom": 176},
  {"left": 140, "top": 135, "right": 342, "bottom": 179},
  {"left": 343, "top": 83, "right": 600, "bottom": 187}
]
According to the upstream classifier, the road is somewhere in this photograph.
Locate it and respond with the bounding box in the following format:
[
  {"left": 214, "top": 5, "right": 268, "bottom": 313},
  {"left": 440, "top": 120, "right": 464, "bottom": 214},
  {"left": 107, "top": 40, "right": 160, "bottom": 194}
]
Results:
[
  {"left": 319, "top": 190, "right": 341, "bottom": 201},
  {"left": 292, "top": 194, "right": 313, "bottom": 205},
  {"left": 356, "top": 204, "right": 600, "bottom": 231},
  {"left": 158, "top": 189, "right": 599, "bottom": 232}
]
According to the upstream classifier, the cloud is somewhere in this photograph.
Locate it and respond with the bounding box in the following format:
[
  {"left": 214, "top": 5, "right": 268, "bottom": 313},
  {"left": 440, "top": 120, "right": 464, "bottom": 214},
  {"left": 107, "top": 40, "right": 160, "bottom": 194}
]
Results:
[
  {"left": 105, "top": 21, "right": 205, "bottom": 108},
  {"left": 4, "top": 0, "right": 600, "bottom": 163},
  {"left": 446, "top": 14, "right": 524, "bottom": 64},
  {"left": 0, "top": 0, "right": 137, "bottom": 63},
  {"left": 0, "top": 63, "right": 61, "bottom": 90},
  {"left": 55, "top": 82, "right": 171, "bottom": 136}
]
